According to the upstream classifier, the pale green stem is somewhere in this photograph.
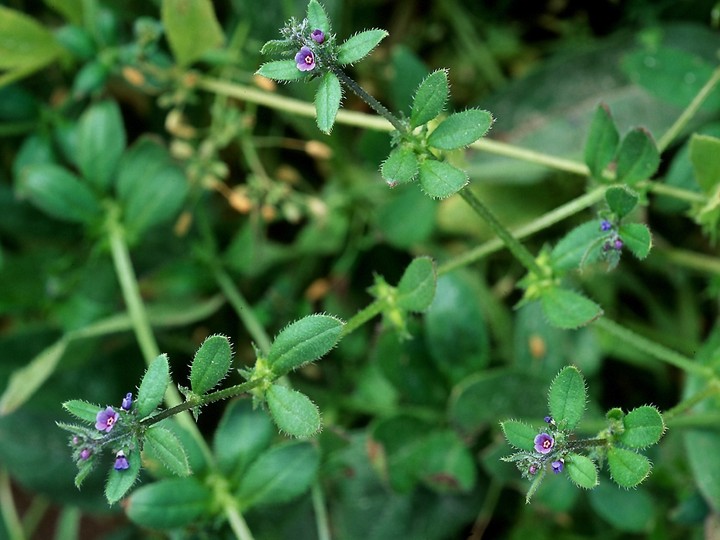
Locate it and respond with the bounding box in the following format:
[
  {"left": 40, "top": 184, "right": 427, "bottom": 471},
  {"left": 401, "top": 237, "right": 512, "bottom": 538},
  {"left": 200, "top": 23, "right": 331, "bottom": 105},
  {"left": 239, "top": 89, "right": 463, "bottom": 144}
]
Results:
[
  {"left": 665, "top": 411, "right": 720, "bottom": 429},
  {"left": 340, "top": 300, "right": 384, "bottom": 338},
  {"left": 106, "top": 207, "right": 255, "bottom": 540},
  {"left": 311, "top": 482, "right": 332, "bottom": 540},
  {"left": 468, "top": 477, "right": 502, "bottom": 539},
  {"left": 656, "top": 248, "right": 720, "bottom": 276},
  {"left": 645, "top": 182, "right": 706, "bottom": 203},
  {"left": 0, "top": 468, "right": 24, "bottom": 540},
  {"left": 594, "top": 318, "right": 712, "bottom": 378},
  {"left": 439, "top": 187, "right": 605, "bottom": 274},
  {"left": 459, "top": 190, "right": 543, "bottom": 275},
  {"left": 20, "top": 497, "right": 48, "bottom": 540},
  {"left": 657, "top": 65, "right": 720, "bottom": 152},
  {"left": 663, "top": 380, "right": 720, "bottom": 421},
  {"left": 212, "top": 265, "right": 273, "bottom": 355}
]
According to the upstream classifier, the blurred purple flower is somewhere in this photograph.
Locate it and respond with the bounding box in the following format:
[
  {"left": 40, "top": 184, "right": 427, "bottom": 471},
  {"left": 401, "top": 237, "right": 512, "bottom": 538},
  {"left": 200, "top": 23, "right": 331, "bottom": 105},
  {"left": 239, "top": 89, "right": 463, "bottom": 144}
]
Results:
[
  {"left": 534, "top": 432, "right": 554, "bottom": 454},
  {"left": 80, "top": 448, "right": 91, "bottom": 460},
  {"left": 95, "top": 406, "right": 119, "bottom": 432},
  {"left": 552, "top": 459, "right": 564, "bottom": 474},
  {"left": 311, "top": 29, "right": 325, "bottom": 43},
  {"left": 114, "top": 450, "right": 129, "bottom": 470},
  {"left": 295, "top": 46, "right": 315, "bottom": 71},
  {"left": 600, "top": 219, "right": 612, "bottom": 231},
  {"left": 121, "top": 392, "right": 133, "bottom": 411}
]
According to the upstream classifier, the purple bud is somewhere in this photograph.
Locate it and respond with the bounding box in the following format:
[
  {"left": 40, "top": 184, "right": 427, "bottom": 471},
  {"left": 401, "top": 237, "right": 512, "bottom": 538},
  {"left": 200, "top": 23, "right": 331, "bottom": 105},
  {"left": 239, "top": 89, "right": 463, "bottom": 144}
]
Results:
[
  {"left": 614, "top": 238, "right": 623, "bottom": 250},
  {"left": 114, "top": 450, "right": 129, "bottom": 471},
  {"left": 121, "top": 392, "right": 133, "bottom": 411},
  {"left": 534, "top": 432, "right": 554, "bottom": 454},
  {"left": 529, "top": 464, "right": 538, "bottom": 475},
  {"left": 544, "top": 416, "right": 554, "bottom": 424},
  {"left": 295, "top": 46, "right": 315, "bottom": 71},
  {"left": 551, "top": 459, "right": 564, "bottom": 474},
  {"left": 80, "top": 448, "right": 91, "bottom": 460},
  {"left": 72, "top": 436, "right": 80, "bottom": 445},
  {"left": 95, "top": 406, "right": 119, "bottom": 433},
  {"left": 311, "top": 29, "right": 325, "bottom": 44},
  {"left": 600, "top": 219, "right": 612, "bottom": 232}
]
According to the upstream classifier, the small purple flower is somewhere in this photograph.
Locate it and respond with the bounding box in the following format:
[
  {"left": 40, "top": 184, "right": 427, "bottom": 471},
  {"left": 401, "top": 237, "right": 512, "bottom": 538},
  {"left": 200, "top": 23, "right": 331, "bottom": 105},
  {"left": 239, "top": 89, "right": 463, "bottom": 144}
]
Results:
[
  {"left": 95, "top": 406, "right": 119, "bottom": 433},
  {"left": 72, "top": 435, "right": 80, "bottom": 445},
  {"left": 600, "top": 219, "right": 612, "bottom": 232},
  {"left": 121, "top": 392, "right": 133, "bottom": 411},
  {"left": 529, "top": 464, "right": 538, "bottom": 475},
  {"left": 614, "top": 238, "right": 623, "bottom": 250},
  {"left": 551, "top": 459, "right": 564, "bottom": 474},
  {"left": 544, "top": 416, "right": 555, "bottom": 425},
  {"left": 311, "top": 29, "right": 325, "bottom": 44},
  {"left": 295, "top": 46, "right": 316, "bottom": 71},
  {"left": 79, "top": 448, "right": 91, "bottom": 460},
  {"left": 534, "top": 432, "right": 555, "bottom": 454},
  {"left": 114, "top": 450, "right": 129, "bottom": 470}
]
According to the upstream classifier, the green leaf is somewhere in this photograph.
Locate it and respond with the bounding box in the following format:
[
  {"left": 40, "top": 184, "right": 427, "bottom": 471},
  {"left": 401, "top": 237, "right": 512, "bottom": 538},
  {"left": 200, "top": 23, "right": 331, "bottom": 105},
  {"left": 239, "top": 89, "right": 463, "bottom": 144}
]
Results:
[
  {"left": 381, "top": 146, "right": 419, "bottom": 185},
  {"left": 410, "top": 69, "right": 449, "bottom": 128},
  {"left": 620, "top": 405, "right": 665, "bottom": 449},
  {"left": 76, "top": 100, "right": 126, "bottom": 191},
  {"left": 588, "top": 482, "right": 654, "bottom": 533},
  {"left": 127, "top": 478, "right": 211, "bottom": 529},
  {"left": 565, "top": 453, "right": 598, "bottom": 489},
  {"left": 548, "top": 366, "right": 587, "bottom": 430},
  {"left": 0, "top": 339, "right": 68, "bottom": 415},
  {"left": 44, "top": 0, "right": 84, "bottom": 25},
  {"left": 396, "top": 257, "right": 436, "bottom": 312},
  {"left": 550, "top": 221, "right": 606, "bottom": 272},
  {"left": 414, "top": 431, "right": 476, "bottom": 493},
  {"left": 136, "top": 354, "right": 170, "bottom": 418},
  {"left": 266, "top": 384, "right": 321, "bottom": 438},
  {"left": 306, "top": 0, "right": 330, "bottom": 33},
  {"left": 255, "top": 60, "right": 306, "bottom": 81},
  {"left": 17, "top": 164, "right": 102, "bottom": 224},
  {"left": 615, "top": 128, "right": 660, "bottom": 186},
  {"left": 684, "top": 430, "right": 720, "bottom": 511},
  {"left": 424, "top": 273, "right": 489, "bottom": 384},
  {"left": 260, "top": 39, "right": 295, "bottom": 57},
  {"left": 584, "top": 103, "right": 619, "bottom": 180},
  {"left": 418, "top": 159, "right": 468, "bottom": 199},
  {"left": 116, "top": 137, "right": 189, "bottom": 240},
  {"left": 62, "top": 399, "right": 101, "bottom": 424},
  {"left": 605, "top": 185, "right": 638, "bottom": 219},
  {"left": 161, "top": 0, "right": 224, "bottom": 66},
  {"left": 144, "top": 426, "right": 190, "bottom": 477},
  {"left": 0, "top": 7, "right": 63, "bottom": 77},
  {"left": 267, "top": 314, "right": 344, "bottom": 376},
  {"left": 689, "top": 134, "right": 720, "bottom": 194},
  {"left": 540, "top": 288, "right": 603, "bottom": 330},
  {"left": 236, "top": 442, "right": 320, "bottom": 510},
  {"left": 618, "top": 223, "right": 652, "bottom": 260},
  {"left": 105, "top": 447, "right": 142, "bottom": 504},
  {"left": 213, "top": 400, "right": 274, "bottom": 481},
  {"left": 607, "top": 446, "right": 651, "bottom": 488},
  {"left": 337, "top": 29, "right": 388, "bottom": 65},
  {"left": 500, "top": 420, "right": 536, "bottom": 452},
  {"left": 622, "top": 46, "right": 720, "bottom": 110},
  {"left": 315, "top": 71, "right": 342, "bottom": 134},
  {"left": 190, "top": 334, "right": 232, "bottom": 395},
  {"left": 427, "top": 109, "right": 493, "bottom": 150}
]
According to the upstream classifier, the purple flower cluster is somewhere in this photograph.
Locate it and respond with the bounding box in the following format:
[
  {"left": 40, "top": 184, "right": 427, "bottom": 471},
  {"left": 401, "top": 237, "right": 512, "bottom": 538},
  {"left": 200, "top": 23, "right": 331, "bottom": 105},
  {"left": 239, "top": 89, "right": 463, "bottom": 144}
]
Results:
[{"left": 294, "top": 29, "right": 326, "bottom": 72}]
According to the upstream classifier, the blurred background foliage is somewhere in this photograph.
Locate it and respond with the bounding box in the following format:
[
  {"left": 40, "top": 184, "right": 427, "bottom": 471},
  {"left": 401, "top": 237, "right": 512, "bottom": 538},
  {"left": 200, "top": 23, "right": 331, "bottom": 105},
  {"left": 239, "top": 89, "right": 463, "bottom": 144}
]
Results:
[{"left": 1, "top": 0, "right": 720, "bottom": 538}]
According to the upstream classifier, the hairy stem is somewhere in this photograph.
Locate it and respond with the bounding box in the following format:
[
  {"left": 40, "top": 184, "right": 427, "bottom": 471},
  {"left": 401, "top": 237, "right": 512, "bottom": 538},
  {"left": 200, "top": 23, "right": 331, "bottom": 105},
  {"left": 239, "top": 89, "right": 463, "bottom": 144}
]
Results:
[
  {"left": 459, "top": 189, "right": 543, "bottom": 276},
  {"left": 329, "top": 65, "right": 407, "bottom": 132},
  {"left": 340, "top": 299, "right": 384, "bottom": 338}
]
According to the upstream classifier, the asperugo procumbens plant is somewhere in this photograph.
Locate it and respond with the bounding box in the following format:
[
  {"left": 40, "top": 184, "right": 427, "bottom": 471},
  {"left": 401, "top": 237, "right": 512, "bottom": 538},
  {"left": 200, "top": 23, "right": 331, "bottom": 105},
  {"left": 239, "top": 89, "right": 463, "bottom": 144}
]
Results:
[
  {"left": 501, "top": 366, "right": 666, "bottom": 503},
  {"left": 59, "top": 319, "right": 345, "bottom": 503}
]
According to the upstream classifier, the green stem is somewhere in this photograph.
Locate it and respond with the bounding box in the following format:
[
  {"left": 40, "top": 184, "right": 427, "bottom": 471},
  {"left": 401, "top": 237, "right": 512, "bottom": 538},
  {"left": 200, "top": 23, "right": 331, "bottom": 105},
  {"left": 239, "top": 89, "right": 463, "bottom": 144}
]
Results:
[
  {"left": 657, "top": 65, "right": 720, "bottom": 152},
  {"left": 594, "top": 318, "right": 712, "bottom": 378},
  {"left": 656, "top": 247, "right": 720, "bottom": 276},
  {"left": 665, "top": 411, "right": 720, "bottom": 429},
  {"left": 311, "top": 482, "right": 332, "bottom": 540},
  {"left": 0, "top": 468, "right": 24, "bottom": 540},
  {"left": 458, "top": 189, "right": 543, "bottom": 275},
  {"left": 329, "top": 66, "right": 407, "bottom": 133},
  {"left": 340, "top": 300, "right": 384, "bottom": 338},
  {"left": 440, "top": 187, "right": 605, "bottom": 274},
  {"left": 140, "top": 379, "right": 263, "bottom": 427},
  {"left": 645, "top": 182, "right": 706, "bottom": 204},
  {"left": 213, "top": 265, "right": 273, "bottom": 355},
  {"left": 468, "top": 477, "right": 502, "bottom": 539},
  {"left": 663, "top": 380, "right": 720, "bottom": 421},
  {"left": 106, "top": 206, "right": 256, "bottom": 540},
  {"left": 567, "top": 437, "right": 608, "bottom": 450}
]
